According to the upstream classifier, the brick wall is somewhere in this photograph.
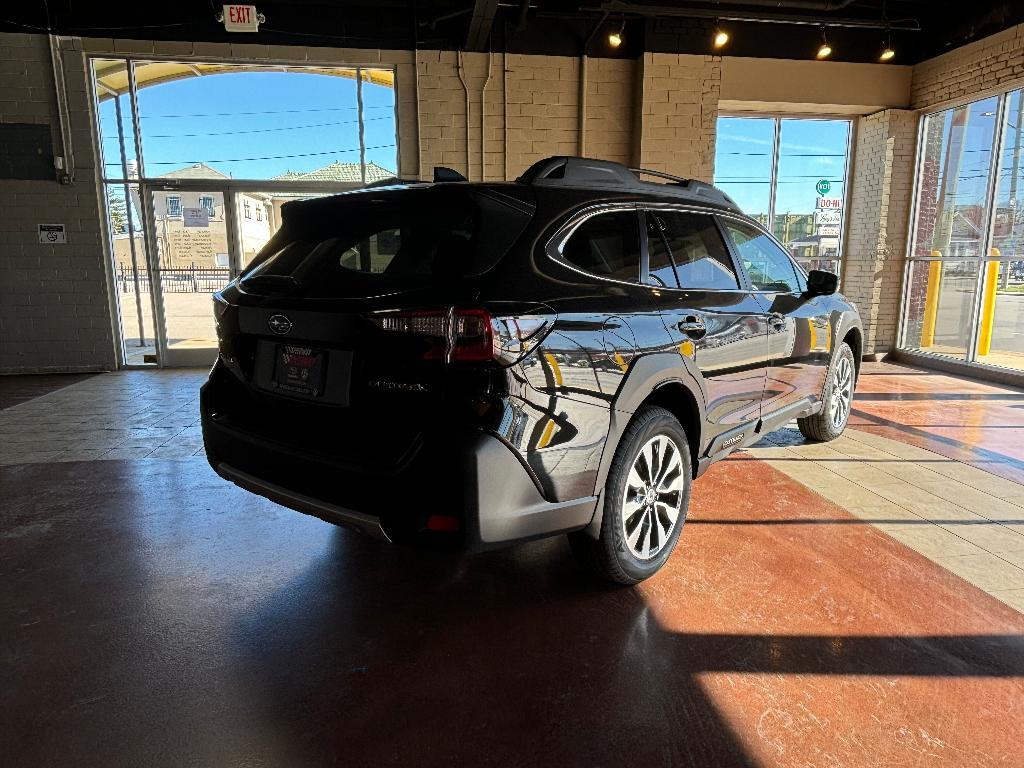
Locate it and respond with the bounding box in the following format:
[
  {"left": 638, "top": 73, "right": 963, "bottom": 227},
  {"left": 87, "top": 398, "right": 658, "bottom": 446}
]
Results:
[
  {"left": 910, "top": 23, "right": 1024, "bottom": 110},
  {"left": 506, "top": 54, "right": 581, "bottom": 177},
  {"left": 636, "top": 53, "right": 721, "bottom": 182},
  {"left": 843, "top": 109, "right": 917, "bottom": 356},
  {"left": 414, "top": 51, "right": 720, "bottom": 182},
  {"left": 584, "top": 57, "right": 636, "bottom": 165},
  {"left": 0, "top": 34, "right": 114, "bottom": 373}
]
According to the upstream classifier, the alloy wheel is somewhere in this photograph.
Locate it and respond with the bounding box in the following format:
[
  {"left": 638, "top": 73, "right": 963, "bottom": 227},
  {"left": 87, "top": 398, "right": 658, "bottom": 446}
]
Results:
[
  {"left": 621, "top": 434, "right": 685, "bottom": 560},
  {"left": 830, "top": 355, "right": 854, "bottom": 430}
]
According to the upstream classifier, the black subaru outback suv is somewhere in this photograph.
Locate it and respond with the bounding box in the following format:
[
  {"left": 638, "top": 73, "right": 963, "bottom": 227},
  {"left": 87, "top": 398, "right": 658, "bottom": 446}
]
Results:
[{"left": 201, "top": 156, "right": 861, "bottom": 584}]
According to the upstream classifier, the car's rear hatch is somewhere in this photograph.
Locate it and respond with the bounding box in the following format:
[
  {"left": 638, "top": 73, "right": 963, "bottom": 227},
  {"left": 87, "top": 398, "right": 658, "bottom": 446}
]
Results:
[{"left": 210, "top": 183, "right": 537, "bottom": 468}]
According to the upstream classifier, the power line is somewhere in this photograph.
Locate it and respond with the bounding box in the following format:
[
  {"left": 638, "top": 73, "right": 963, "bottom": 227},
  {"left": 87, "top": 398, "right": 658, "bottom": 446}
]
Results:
[
  {"left": 139, "top": 104, "right": 393, "bottom": 119},
  {"left": 146, "top": 143, "right": 397, "bottom": 165},
  {"left": 146, "top": 115, "right": 393, "bottom": 139}
]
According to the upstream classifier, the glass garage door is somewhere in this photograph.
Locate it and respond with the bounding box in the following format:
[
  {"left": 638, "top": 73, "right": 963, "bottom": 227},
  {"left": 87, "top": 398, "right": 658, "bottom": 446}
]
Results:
[
  {"left": 901, "top": 88, "right": 1024, "bottom": 373},
  {"left": 90, "top": 58, "right": 398, "bottom": 367}
]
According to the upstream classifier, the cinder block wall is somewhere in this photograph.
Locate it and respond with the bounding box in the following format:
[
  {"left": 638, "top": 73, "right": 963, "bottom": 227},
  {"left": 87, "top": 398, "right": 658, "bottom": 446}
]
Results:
[
  {"left": 415, "top": 50, "right": 719, "bottom": 182},
  {"left": 636, "top": 53, "right": 720, "bottom": 182},
  {"left": 0, "top": 34, "right": 114, "bottom": 373},
  {"left": 910, "top": 23, "right": 1024, "bottom": 110}
]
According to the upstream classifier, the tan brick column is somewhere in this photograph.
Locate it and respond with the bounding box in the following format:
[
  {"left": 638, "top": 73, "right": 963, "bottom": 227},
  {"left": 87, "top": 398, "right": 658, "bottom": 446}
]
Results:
[
  {"left": 842, "top": 109, "right": 917, "bottom": 358},
  {"left": 634, "top": 53, "right": 721, "bottom": 182}
]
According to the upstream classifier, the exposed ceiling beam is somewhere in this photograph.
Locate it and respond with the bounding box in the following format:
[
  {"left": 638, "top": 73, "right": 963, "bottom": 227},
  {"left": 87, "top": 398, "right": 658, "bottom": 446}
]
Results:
[
  {"left": 590, "top": 1, "right": 922, "bottom": 30},
  {"left": 466, "top": 0, "right": 500, "bottom": 50}
]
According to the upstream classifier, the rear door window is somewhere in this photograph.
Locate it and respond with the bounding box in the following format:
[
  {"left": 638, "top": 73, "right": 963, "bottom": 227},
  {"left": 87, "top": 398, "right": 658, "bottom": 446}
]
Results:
[
  {"left": 651, "top": 211, "right": 739, "bottom": 290},
  {"left": 561, "top": 210, "right": 642, "bottom": 282}
]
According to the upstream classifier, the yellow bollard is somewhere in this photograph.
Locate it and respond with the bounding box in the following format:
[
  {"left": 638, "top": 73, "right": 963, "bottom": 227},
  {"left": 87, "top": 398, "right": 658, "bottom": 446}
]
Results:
[
  {"left": 920, "top": 254, "right": 943, "bottom": 348},
  {"left": 976, "top": 258, "right": 1000, "bottom": 358}
]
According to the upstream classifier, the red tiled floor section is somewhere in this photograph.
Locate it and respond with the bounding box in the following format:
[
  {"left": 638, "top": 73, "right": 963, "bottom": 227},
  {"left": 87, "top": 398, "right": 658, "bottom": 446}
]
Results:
[
  {"left": 850, "top": 362, "right": 1024, "bottom": 484},
  {"left": 2, "top": 456, "right": 1021, "bottom": 766}
]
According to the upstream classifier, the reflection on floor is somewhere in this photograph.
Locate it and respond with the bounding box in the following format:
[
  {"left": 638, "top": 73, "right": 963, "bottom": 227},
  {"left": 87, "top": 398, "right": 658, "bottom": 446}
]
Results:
[
  {"left": 851, "top": 361, "right": 1024, "bottom": 482},
  {"left": 0, "top": 370, "right": 205, "bottom": 463},
  {"left": 744, "top": 428, "right": 1024, "bottom": 610},
  {"left": 1, "top": 363, "right": 1023, "bottom": 765}
]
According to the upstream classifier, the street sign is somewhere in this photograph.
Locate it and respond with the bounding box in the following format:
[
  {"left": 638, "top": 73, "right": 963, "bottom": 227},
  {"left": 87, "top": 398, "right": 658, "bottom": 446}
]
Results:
[
  {"left": 816, "top": 197, "right": 843, "bottom": 209},
  {"left": 817, "top": 226, "right": 841, "bottom": 237},
  {"left": 38, "top": 224, "right": 66, "bottom": 244},
  {"left": 815, "top": 210, "right": 842, "bottom": 226},
  {"left": 223, "top": 5, "right": 260, "bottom": 32},
  {"left": 183, "top": 208, "right": 210, "bottom": 228},
  {"left": 815, "top": 179, "right": 832, "bottom": 195}
]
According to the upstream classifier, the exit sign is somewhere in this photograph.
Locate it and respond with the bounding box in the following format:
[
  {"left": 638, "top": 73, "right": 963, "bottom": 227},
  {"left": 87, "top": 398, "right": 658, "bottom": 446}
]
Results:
[{"left": 223, "top": 4, "right": 260, "bottom": 32}]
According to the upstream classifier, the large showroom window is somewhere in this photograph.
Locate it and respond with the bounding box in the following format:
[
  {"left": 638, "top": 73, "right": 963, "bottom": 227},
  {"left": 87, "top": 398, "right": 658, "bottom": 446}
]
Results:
[
  {"left": 90, "top": 59, "right": 398, "bottom": 367},
  {"left": 714, "top": 116, "right": 852, "bottom": 277},
  {"left": 900, "top": 88, "right": 1024, "bottom": 372}
]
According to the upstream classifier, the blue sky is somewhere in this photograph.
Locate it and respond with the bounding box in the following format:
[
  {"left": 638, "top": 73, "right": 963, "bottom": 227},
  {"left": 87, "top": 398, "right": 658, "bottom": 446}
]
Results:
[
  {"left": 99, "top": 70, "right": 397, "bottom": 181},
  {"left": 714, "top": 117, "right": 851, "bottom": 215}
]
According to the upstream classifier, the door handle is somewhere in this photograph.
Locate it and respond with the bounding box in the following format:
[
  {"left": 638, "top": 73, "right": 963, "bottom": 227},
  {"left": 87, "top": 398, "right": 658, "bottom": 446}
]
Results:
[
  {"left": 768, "top": 312, "right": 786, "bottom": 329},
  {"left": 677, "top": 316, "right": 706, "bottom": 339}
]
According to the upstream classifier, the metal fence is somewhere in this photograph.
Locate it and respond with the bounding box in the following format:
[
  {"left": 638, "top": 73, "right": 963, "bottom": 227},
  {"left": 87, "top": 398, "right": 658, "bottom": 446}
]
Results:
[{"left": 117, "top": 265, "right": 231, "bottom": 294}]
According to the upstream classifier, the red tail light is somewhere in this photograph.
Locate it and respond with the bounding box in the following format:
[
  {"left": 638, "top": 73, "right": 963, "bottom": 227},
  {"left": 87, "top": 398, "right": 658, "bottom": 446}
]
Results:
[
  {"left": 450, "top": 309, "right": 493, "bottom": 361},
  {"left": 368, "top": 307, "right": 552, "bottom": 364}
]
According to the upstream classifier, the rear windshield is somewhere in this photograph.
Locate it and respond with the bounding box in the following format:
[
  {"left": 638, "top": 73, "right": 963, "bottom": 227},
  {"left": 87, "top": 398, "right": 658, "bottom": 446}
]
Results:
[{"left": 241, "top": 186, "right": 534, "bottom": 297}]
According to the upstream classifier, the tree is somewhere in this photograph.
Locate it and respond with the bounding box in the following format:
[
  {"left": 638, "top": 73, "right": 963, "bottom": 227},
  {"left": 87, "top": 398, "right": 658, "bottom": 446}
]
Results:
[{"left": 108, "top": 189, "right": 128, "bottom": 234}]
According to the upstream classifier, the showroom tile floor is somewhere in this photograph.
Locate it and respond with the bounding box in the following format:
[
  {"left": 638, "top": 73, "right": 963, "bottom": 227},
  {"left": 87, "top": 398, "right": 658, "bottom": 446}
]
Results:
[{"left": 2, "top": 363, "right": 1023, "bottom": 766}]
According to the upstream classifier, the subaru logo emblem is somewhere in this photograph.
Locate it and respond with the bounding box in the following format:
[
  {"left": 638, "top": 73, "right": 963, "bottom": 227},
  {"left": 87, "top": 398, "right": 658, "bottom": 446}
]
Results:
[{"left": 268, "top": 314, "right": 293, "bottom": 335}]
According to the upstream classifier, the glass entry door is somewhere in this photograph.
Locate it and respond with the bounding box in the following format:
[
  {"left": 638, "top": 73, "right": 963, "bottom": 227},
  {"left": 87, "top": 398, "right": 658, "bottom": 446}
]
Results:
[
  {"left": 139, "top": 185, "right": 344, "bottom": 367},
  {"left": 143, "top": 184, "right": 240, "bottom": 367}
]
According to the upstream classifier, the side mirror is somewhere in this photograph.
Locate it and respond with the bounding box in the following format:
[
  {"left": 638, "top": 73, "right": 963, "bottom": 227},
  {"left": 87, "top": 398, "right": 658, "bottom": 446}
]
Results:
[{"left": 806, "top": 269, "right": 838, "bottom": 296}]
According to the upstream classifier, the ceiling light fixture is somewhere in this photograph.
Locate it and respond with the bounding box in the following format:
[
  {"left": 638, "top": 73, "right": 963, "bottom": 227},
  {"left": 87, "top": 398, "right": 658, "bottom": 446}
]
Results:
[
  {"left": 816, "top": 27, "right": 832, "bottom": 59},
  {"left": 713, "top": 28, "right": 730, "bottom": 49},
  {"left": 608, "top": 17, "right": 625, "bottom": 48},
  {"left": 879, "top": 2, "right": 895, "bottom": 62},
  {"left": 879, "top": 27, "right": 895, "bottom": 61}
]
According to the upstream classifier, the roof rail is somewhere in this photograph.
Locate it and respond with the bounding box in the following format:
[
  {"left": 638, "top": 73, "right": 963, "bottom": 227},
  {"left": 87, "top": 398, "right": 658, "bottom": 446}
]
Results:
[
  {"left": 517, "top": 156, "right": 739, "bottom": 211},
  {"left": 630, "top": 166, "right": 688, "bottom": 184}
]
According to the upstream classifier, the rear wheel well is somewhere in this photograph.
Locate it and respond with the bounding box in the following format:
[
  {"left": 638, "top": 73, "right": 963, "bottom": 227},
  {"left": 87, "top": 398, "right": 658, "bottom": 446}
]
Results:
[
  {"left": 842, "top": 327, "right": 862, "bottom": 379},
  {"left": 638, "top": 383, "right": 702, "bottom": 477}
]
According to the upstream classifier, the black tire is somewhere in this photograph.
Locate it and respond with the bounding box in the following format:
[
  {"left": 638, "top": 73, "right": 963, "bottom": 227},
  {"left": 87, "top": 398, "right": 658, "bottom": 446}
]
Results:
[
  {"left": 798, "top": 341, "right": 856, "bottom": 442},
  {"left": 570, "top": 406, "right": 691, "bottom": 585}
]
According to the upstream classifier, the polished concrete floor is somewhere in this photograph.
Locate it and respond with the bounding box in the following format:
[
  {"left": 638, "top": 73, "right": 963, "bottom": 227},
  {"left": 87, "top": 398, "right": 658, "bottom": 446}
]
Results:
[{"left": 2, "top": 363, "right": 1023, "bottom": 767}]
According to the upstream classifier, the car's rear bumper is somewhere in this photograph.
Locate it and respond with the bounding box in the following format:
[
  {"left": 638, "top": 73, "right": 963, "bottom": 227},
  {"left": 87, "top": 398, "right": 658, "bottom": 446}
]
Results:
[
  {"left": 200, "top": 371, "right": 597, "bottom": 550},
  {"left": 213, "top": 462, "right": 393, "bottom": 541}
]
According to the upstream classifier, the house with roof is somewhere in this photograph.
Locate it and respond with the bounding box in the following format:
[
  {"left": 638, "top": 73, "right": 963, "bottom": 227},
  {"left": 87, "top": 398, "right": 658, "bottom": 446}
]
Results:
[
  {"left": 266, "top": 161, "right": 395, "bottom": 228},
  {"left": 116, "top": 163, "right": 273, "bottom": 270},
  {"left": 112, "top": 161, "right": 395, "bottom": 271}
]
